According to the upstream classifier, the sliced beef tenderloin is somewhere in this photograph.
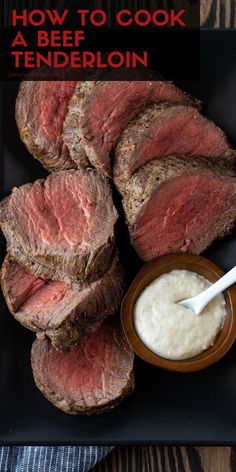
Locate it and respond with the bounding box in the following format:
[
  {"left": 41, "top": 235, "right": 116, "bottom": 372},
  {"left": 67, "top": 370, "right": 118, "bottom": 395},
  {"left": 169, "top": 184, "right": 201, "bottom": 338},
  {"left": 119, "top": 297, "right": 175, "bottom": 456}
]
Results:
[
  {"left": 123, "top": 156, "right": 236, "bottom": 261},
  {"left": 1, "top": 253, "right": 125, "bottom": 352},
  {"left": 114, "top": 104, "right": 236, "bottom": 194},
  {"left": 1, "top": 254, "right": 45, "bottom": 313},
  {"left": 16, "top": 81, "right": 89, "bottom": 172},
  {"left": 63, "top": 80, "right": 197, "bottom": 177},
  {"left": 31, "top": 318, "right": 135, "bottom": 415},
  {"left": 0, "top": 169, "right": 117, "bottom": 286}
]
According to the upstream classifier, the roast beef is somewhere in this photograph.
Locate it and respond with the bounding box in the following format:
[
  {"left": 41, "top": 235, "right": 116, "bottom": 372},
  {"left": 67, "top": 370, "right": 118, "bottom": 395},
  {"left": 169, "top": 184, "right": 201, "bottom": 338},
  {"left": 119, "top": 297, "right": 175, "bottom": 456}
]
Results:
[
  {"left": 114, "top": 104, "right": 236, "bottom": 193},
  {"left": 31, "top": 318, "right": 135, "bottom": 415},
  {"left": 16, "top": 81, "right": 89, "bottom": 172},
  {"left": 63, "top": 81, "right": 197, "bottom": 177},
  {"left": 0, "top": 170, "right": 117, "bottom": 286},
  {"left": 1, "top": 254, "right": 125, "bottom": 352},
  {"left": 123, "top": 156, "right": 236, "bottom": 261}
]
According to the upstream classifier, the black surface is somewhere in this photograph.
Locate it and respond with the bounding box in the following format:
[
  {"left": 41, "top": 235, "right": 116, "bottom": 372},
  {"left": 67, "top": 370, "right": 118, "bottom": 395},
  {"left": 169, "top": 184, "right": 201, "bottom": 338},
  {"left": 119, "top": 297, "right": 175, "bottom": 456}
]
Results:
[{"left": 1, "top": 30, "right": 236, "bottom": 445}]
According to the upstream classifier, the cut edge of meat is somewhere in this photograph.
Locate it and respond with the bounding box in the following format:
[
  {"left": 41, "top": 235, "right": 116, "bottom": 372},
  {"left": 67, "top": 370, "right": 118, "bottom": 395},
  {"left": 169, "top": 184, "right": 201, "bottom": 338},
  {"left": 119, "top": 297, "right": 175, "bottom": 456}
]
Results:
[
  {"left": 65, "top": 80, "right": 199, "bottom": 178},
  {"left": 31, "top": 319, "right": 135, "bottom": 415},
  {"left": 32, "top": 361, "right": 135, "bottom": 415},
  {"left": 0, "top": 170, "right": 118, "bottom": 286},
  {"left": 123, "top": 156, "right": 236, "bottom": 225},
  {"left": 1, "top": 253, "right": 126, "bottom": 352},
  {"left": 0, "top": 253, "right": 45, "bottom": 313},
  {"left": 123, "top": 156, "right": 236, "bottom": 261},
  {"left": 114, "top": 104, "right": 236, "bottom": 194},
  {"left": 15, "top": 81, "right": 81, "bottom": 172},
  {"left": 63, "top": 83, "right": 92, "bottom": 170}
]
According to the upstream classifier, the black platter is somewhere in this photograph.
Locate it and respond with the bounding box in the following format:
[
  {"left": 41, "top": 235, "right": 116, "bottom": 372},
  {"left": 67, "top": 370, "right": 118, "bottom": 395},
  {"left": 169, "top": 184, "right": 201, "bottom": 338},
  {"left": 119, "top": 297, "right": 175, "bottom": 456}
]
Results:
[{"left": 1, "top": 30, "right": 236, "bottom": 445}]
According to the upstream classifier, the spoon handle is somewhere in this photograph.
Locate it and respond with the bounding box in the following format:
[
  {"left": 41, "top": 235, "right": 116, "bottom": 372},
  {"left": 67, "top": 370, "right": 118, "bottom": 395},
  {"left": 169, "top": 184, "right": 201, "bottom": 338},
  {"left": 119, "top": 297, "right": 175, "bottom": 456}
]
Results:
[{"left": 194, "top": 266, "right": 236, "bottom": 315}]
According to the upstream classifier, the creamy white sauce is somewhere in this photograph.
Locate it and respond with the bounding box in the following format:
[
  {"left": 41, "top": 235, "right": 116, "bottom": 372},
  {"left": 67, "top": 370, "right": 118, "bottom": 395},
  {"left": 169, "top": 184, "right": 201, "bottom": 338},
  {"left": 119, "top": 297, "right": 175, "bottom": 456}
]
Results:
[{"left": 134, "top": 270, "right": 226, "bottom": 360}]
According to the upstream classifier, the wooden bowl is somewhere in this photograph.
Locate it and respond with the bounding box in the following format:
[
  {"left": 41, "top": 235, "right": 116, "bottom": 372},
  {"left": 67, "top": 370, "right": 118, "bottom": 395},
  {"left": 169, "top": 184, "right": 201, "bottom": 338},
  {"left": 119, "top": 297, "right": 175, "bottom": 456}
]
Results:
[{"left": 121, "top": 254, "right": 236, "bottom": 372}]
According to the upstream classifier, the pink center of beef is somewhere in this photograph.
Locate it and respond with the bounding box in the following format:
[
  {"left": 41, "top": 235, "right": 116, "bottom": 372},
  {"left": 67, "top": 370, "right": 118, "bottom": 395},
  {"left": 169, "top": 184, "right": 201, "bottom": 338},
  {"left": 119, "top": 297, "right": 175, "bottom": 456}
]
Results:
[
  {"left": 14, "top": 172, "right": 115, "bottom": 251},
  {"left": 132, "top": 173, "right": 233, "bottom": 261},
  {"left": 42, "top": 322, "right": 133, "bottom": 407},
  {"left": 133, "top": 108, "right": 231, "bottom": 173},
  {"left": 6, "top": 262, "right": 45, "bottom": 312},
  {"left": 31, "top": 81, "right": 77, "bottom": 155},
  {"left": 85, "top": 81, "right": 188, "bottom": 160},
  {"left": 20, "top": 280, "right": 71, "bottom": 322},
  {"left": 5, "top": 259, "right": 71, "bottom": 320}
]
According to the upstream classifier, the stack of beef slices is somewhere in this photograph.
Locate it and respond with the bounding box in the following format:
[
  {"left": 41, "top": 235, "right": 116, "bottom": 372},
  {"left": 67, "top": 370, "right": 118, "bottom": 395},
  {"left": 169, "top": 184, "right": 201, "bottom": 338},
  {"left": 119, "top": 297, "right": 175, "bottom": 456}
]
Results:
[
  {"left": 0, "top": 169, "right": 134, "bottom": 414},
  {"left": 16, "top": 79, "right": 236, "bottom": 262},
  {"left": 16, "top": 79, "right": 195, "bottom": 174}
]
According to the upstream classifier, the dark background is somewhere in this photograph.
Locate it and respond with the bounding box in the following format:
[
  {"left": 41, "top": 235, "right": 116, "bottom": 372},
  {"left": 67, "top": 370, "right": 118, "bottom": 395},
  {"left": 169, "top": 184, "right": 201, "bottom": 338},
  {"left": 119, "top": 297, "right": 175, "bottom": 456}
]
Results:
[
  {"left": 0, "top": 0, "right": 200, "bottom": 80},
  {"left": 1, "top": 1, "right": 236, "bottom": 472},
  {"left": 1, "top": 30, "right": 236, "bottom": 447}
]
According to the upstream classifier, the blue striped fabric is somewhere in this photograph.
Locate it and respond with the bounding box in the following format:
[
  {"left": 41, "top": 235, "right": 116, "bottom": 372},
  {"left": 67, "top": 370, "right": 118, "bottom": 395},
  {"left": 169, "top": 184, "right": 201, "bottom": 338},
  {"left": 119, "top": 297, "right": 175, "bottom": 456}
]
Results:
[{"left": 0, "top": 446, "right": 114, "bottom": 472}]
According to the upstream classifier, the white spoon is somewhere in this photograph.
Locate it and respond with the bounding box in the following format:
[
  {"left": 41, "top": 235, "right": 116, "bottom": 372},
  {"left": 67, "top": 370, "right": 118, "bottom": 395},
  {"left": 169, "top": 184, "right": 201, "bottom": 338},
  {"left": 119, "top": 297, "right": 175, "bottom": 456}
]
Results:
[{"left": 178, "top": 266, "right": 236, "bottom": 316}]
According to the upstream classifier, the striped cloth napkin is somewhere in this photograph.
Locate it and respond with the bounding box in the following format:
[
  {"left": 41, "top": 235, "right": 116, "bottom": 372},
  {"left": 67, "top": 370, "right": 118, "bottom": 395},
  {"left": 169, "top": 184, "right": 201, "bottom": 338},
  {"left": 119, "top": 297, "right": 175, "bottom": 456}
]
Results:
[{"left": 0, "top": 446, "right": 114, "bottom": 472}]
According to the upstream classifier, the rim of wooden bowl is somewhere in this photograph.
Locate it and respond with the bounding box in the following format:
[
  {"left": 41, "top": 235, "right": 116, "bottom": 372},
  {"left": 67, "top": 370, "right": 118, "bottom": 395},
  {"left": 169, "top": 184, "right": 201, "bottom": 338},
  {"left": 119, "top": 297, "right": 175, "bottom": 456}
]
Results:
[{"left": 121, "top": 254, "right": 236, "bottom": 372}]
